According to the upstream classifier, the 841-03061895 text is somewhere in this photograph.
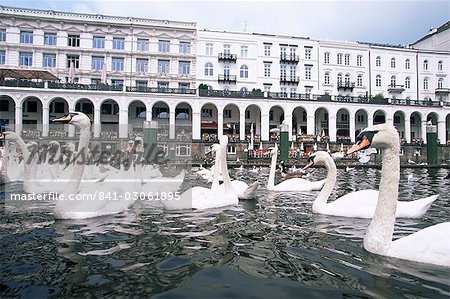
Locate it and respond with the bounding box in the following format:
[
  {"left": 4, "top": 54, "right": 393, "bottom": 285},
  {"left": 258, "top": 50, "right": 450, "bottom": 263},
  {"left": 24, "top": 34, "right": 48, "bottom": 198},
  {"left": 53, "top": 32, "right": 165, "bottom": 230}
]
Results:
[{"left": 8, "top": 192, "right": 181, "bottom": 201}]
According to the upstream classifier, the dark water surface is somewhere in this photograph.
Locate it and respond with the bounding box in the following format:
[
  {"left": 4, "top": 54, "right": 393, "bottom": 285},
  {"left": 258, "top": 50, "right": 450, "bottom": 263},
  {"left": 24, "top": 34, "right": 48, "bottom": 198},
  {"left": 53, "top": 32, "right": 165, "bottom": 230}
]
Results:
[{"left": 1, "top": 167, "right": 449, "bottom": 298}]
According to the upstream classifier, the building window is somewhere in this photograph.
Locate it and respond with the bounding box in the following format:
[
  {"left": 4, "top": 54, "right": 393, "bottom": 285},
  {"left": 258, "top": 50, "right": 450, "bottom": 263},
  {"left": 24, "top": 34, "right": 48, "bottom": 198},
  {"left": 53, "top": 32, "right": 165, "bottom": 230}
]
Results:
[
  {"left": 240, "top": 65, "right": 248, "bottom": 78},
  {"left": 136, "top": 58, "right": 148, "bottom": 73},
  {"left": 390, "top": 76, "right": 396, "bottom": 87},
  {"left": 438, "top": 78, "right": 444, "bottom": 89},
  {"left": 376, "top": 56, "right": 381, "bottom": 67},
  {"left": 43, "top": 53, "right": 56, "bottom": 68},
  {"left": 344, "top": 74, "right": 350, "bottom": 85},
  {"left": 158, "top": 59, "right": 170, "bottom": 74},
  {"left": 290, "top": 47, "right": 296, "bottom": 57},
  {"left": 179, "top": 82, "right": 190, "bottom": 90},
  {"left": 112, "top": 57, "right": 124, "bottom": 71},
  {"left": 93, "top": 36, "right": 105, "bottom": 48},
  {"left": 179, "top": 41, "right": 191, "bottom": 54},
  {"left": 264, "top": 44, "right": 271, "bottom": 56},
  {"left": 223, "top": 44, "right": 231, "bottom": 55},
  {"left": 19, "top": 52, "right": 33, "bottom": 66},
  {"left": 20, "top": 31, "right": 33, "bottom": 44},
  {"left": 280, "top": 64, "right": 286, "bottom": 78},
  {"left": 290, "top": 65, "right": 296, "bottom": 78},
  {"left": 290, "top": 87, "right": 297, "bottom": 97},
  {"left": 280, "top": 87, "right": 287, "bottom": 98},
  {"left": 202, "top": 108, "right": 213, "bottom": 118},
  {"left": 66, "top": 55, "right": 79, "bottom": 68},
  {"left": 68, "top": 34, "right": 80, "bottom": 47},
  {"left": 92, "top": 56, "right": 104, "bottom": 70},
  {"left": 405, "top": 59, "right": 410, "bottom": 70},
  {"left": 113, "top": 37, "right": 125, "bottom": 50},
  {"left": 376, "top": 75, "right": 381, "bottom": 87},
  {"left": 405, "top": 77, "right": 411, "bottom": 89},
  {"left": 157, "top": 81, "right": 169, "bottom": 89},
  {"left": 204, "top": 62, "right": 213, "bottom": 76},
  {"left": 344, "top": 54, "right": 350, "bottom": 65},
  {"left": 357, "top": 74, "right": 363, "bottom": 87},
  {"left": 206, "top": 43, "right": 213, "bottom": 55},
  {"left": 337, "top": 53, "right": 343, "bottom": 65},
  {"left": 264, "top": 85, "right": 271, "bottom": 93},
  {"left": 137, "top": 38, "right": 149, "bottom": 51},
  {"left": 111, "top": 79, "right": 124, "bottom": 88},
  {"left": 337, "top": 73, "right": 342, "bottom": 84},
  {"left": 179, "top": 61, "right": 190, "bottom": 75},
  {"left": 438, "top": 60, "right": 443, "bottom": 72},
  {"left": 324, "top": 52, "right": 330, "bottom": 64},
  {"left": 241, "top": 45, "right": 248, "bottom": 58},
  {"left": 0, "top": 29, "right": 5, "bottom": 42},
  {"left": 357, "top": 55, "right": 362, "bottom": 67},
  {"left": 423, "top": 78, "right": 429, "bottom": 90},
  {"left": 305, "top": 47, "right": 312, "bottom": 59},
  {"left": 264, "top": 63, "right": 271, "bottom": 77},
  {"left": 159, "top": 40, "right": 170, "bottom": 53},
  {"left": 223, "top": 65, "right": 230, "bottom": 76},
  {"left": 224, "top": 109, "right": 232, "bottom": 119},
  {"left": 357, "top": 115, "right": 364, "bottom": 123},
  {"left": 136, "top": 80, "right": 148, "bottom": 89},
  {"left": 305, "top": 65, "right": 312, "bottom": 80},
  {"left": 44, "top": 32, "right": 57, "bottom": 45},
  {"left": 0, "top": 50, "right": 5, "bottom": 65},
  {"left": 324, "top": 72, "right": 330, "bottom": 85},
  {"left": 305, "top": 87, "right": 312, "bottom": 97},
  {"left": 423, "top": 60, "right": 428, "bottom": 71},
  {"left": 391, "top": 57, "right": 396, "bottom": 68}
]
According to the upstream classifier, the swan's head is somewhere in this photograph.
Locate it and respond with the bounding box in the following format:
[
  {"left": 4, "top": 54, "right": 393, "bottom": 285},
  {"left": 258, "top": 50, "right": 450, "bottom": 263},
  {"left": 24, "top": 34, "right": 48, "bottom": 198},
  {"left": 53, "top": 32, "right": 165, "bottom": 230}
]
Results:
[
  {"left": 48, "top": 141, "right": 60, "bottom": 150},
  {"left": 303, "top": 151, "right": 330, "bottom": 170},
  {"left": 269, "top": 143, "right": 279, "bottom": 156},
  {"left": 52, "top": 112, "right": 91, "bottom": 128},
  {"left": 347, "top": 123, "right": 399, "bottom": 154}
]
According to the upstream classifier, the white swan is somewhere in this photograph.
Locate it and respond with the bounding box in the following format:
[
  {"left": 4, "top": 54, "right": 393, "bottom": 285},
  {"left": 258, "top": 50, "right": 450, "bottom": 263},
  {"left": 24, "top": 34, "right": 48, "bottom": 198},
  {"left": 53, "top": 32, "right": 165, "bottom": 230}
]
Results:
[
  {"left": 267, "top": 144, "right": 325, "bottom": 192},
  {"left": 303, "top": 151, "right": 438, "bottom": 218},
  {"left": 346, "top": 123, "right": 450, "bottom": 267},
  {"left": 161, "top": 135, "right": 238, "bottom": 210},
  {"left": 52, "top": 112, "right": 132, "bottom": 219}
]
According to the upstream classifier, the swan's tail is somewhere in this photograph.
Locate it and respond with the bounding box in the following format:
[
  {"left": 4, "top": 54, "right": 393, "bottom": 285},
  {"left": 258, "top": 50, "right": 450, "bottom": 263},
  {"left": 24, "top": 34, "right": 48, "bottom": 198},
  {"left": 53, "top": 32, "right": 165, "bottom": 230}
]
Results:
[
  {"left": 239, "top": 181, "right": 260, "bottom": 200},
  {"left": 396, "top": 194, "right": 439, "bottom": 218}
]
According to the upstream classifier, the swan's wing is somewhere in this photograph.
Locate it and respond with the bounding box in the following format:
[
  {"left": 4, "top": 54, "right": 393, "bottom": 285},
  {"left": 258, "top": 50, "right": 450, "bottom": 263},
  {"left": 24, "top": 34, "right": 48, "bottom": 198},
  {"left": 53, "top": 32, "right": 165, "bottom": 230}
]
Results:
[
  {"left": 389, "top": 222, "right": 450, "bottom": 267},
  {"left": 325, "top": 189, "right": 379, "bottom": 218},
  {"left": 396, "top": 194, "right": 439, "bottom": 218},
  {"left": 237, "top": 181, "right": 260, "bottom": 200}
]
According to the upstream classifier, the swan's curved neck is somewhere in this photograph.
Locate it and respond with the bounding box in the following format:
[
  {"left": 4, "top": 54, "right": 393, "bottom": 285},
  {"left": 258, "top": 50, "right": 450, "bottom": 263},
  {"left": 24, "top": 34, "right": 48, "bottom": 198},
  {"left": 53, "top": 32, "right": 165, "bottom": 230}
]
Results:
[
  {"left": 364, "top": 146, "right": 400, "bottom": 255},
  {"left": 64, "top": 126, "right": 91, "bottom": 195},
  {"left": 268, "top": 153, "right": 277, "bottom": 188},
  {"left": 211, "top": 148, "right": 221, "bottom": 189},
  {"left": 220, "top": 144, "right": 233, "bottom": 191},
  {"left": 312, "top": 156, "right": 336, "bottom": 212}
]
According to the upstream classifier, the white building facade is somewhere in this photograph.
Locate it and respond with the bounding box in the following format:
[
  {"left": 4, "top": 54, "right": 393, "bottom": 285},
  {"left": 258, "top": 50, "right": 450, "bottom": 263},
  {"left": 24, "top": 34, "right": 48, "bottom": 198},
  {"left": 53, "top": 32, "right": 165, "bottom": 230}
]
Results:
[{"left": 0, "top": 6, "right": 449, "bottom": 148}]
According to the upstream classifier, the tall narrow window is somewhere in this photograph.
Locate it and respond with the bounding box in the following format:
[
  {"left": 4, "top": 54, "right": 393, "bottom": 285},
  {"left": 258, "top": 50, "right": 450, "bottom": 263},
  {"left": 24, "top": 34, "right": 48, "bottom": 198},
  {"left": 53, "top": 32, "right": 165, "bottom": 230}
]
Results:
[
  {"left": 264, "top": 63, "right": 271, "bottom": 77},
  {"left": 223, "top": 65, "right": 230, "bottom": 76},
  {"left": 206, "top": 43, "right": 213, "bottom": 55},
  {"left": 337, "top": 53, "right": 343, "bottom": 65},
  {"left": 305, "top": 65, "right": 312, "bottom": 80},
  {"left": 438, "top": 60, "right": 443, "bottom": 72},
  {"left": 305, "top": 47, "right": 312, "bottom": 60},
  {"left": 324, "top": 52, "right": 330, "bottom": 64},
  {"left": 223, "top": 44, "right": 231, "bottom": 54},
  {"left": 391, "top": 57, "right": 396, "bottom": 68},
  {"left": 324, "top": 72, "right": 330, "bottom": 85},
  {"left": 337, "top": 73, "right": 342, "bottom": 84},
  {"left": 390, "top": 76, "right": 396, "bottom": 87},
  {"left": 344, "top": 54, "right": 350, "bottom": 65},
  {"left": 264, "top": 44, "right": 271, "bottom": 56},
  {"left": 405, "top": 77, "right": 411, "bottom": 89},
  {"left": 405, "top": 59, "right": 410, "bottom": 69},
  {"left": 423, "top": 60, "right": 428, "bottom": 71},
  {"left": 240, "top": 65, "right": 248, "bottom": 78},
  {"left": 375, "top": 75, "right": 381, "bottom": 87},
  {"left": 357, "top": 55, "right": 362, "bottom": 67},
  {"left": 438, "top": 78, "right": 443, "bottom": 89},
  {"left": 357, "top": 74, "right": 363, "bottom": 87},
  {"left": 423, "top": 78, "right": 429, "bottom": 89},
  {"left": 0, "top": 50, "right": 5, "bottom": 65},
  {"left": 204, "top": 62, "right": 213, "bottom": 76},
  {"left": 240, "top": 45, "right": 248, "bottom": 58},
  {"left": 0, "top": 29, "right": 6, "bottom": 42},
  {"left": 376, "top": 56, "right": 381, "bottom": 67}
]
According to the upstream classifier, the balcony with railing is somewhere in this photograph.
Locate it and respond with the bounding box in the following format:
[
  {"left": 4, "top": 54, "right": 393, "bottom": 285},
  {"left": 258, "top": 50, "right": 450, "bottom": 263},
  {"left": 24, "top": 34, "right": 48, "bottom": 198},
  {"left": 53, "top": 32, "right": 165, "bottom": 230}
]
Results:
[
  {"left": 218, "top": 74, "right": 237, "bottom": 84},
  {"left": 218, "top": 53, "right": 237, "bottom": 62},
  {"left": 126, "top": 86, "right": 196, "bottom": 94},
  {"left": 280, "top": 53, "right": 299, "bottom": 63},
  {"left": 435, "top": 87, "right": 450, "bottom": 94},
  {"left": 387, "top": 84, "right": 405, "bottom": 93},
  {"left": 279, "top": 76, "right": 300, "bottom": 84},
  {"left": 337, "top": 82, "right": 355, "bottom": 90}
]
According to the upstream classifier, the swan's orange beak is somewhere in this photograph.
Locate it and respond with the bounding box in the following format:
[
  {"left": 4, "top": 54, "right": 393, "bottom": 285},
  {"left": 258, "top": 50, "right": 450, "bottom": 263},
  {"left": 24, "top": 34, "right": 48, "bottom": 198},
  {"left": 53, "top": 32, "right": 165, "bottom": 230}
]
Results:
[
  {"left": 52, "top": 114, "right": 72, "bottom": 123},
  {"left": 347, "top": 136, "right": 371, "bottom": 155}
]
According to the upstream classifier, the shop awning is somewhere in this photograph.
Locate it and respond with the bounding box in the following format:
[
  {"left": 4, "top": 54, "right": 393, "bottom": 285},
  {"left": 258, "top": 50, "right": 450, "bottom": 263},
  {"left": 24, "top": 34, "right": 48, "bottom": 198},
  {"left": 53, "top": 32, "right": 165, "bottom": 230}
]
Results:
[{"left": 0, "top": 68, "right": 59, "bottom": 81}]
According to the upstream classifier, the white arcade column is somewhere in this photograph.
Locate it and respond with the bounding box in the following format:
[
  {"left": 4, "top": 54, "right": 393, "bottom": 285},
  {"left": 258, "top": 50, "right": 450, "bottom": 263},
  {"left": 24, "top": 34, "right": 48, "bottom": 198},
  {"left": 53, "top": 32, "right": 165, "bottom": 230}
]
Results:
[
  {"left": 119, "top": 109, "right": 128, "bottom": 139},
  {"left": 239, "top": 112, "right": 245, "bottom": 141},
  {"left": 217, "top": 112, "right": 224, "bottom": 138},
  {"left": 261, "top": 113, "right": 269, "bottom": 141},
  {"left": 192, "top": 112, "right": 201, "bottom": 140},
  {"left": 329, "top": 115, "right": 337, "bottom": 142},
  {"left": 307, "top": 115, "right": 314, "bottom": 135},
  {"left": 169, "top": 110, "right": 175, "bottom": 140},
  {"left": 15, "top": 106, "right": 22, "bottom": 134},
  {"left": 404, "top": 118, "right": 411, "bottom": 143},
  {"left": 94, "top": 109, "right": 101, "bottom": 138},
  {"left": 349, "top": 115, "right": 356, "bottom": 142},
  {"left": 438, "top": 120, "right": 446, "bottom": 145},
  {"left": 42, "top": 107, "right": 49, "bottom": 137}
]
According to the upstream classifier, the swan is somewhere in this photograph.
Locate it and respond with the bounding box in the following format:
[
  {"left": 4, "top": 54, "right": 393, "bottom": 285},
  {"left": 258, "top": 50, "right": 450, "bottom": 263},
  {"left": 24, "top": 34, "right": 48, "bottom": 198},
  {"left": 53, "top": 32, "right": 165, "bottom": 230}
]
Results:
[
  {"left": 52, "top": 112, "right": 132, "bottom": 219},
  {"left": 267, "top": 144, "right": 325, "bottom": 192},
  {"left": 346, "top": 123, "right": 449, "bottom": 267},
  {"left": 303, "top": 151, "right": 438, "bottom": 218},
  {"left": 161, "top": 135, "right": 238, "bottom": 210}
]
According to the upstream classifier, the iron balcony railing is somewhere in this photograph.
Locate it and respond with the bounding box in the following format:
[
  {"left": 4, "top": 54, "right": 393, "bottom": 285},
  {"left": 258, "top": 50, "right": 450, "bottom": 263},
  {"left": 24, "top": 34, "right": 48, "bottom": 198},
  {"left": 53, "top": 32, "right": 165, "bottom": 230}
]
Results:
[
  {"left": 337, "top": 82, "right": 355, "bottom": 89},
  {"left": 280, "top": 53, "right": 300, "bottom": 63},
  {"left": 126, "top": 86, "right": 196, "bottom": 94},
  {"left": 47, "top": 81, "right": 123, "bottom": 91},
  {"left": 279, "top": 76, "right": 300, "bottom": 84},
  {"left": 218, "top": 53, "right": 237, "bottom": 62},
  {"left": 0, "top": 79, "right": 44, "bottom": 88},
  {"left": 387, "top": 84, "right": 405, "bottom": 93},
  {"left": 218, "top": 74, "right": 237, "bottom": 83}
]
